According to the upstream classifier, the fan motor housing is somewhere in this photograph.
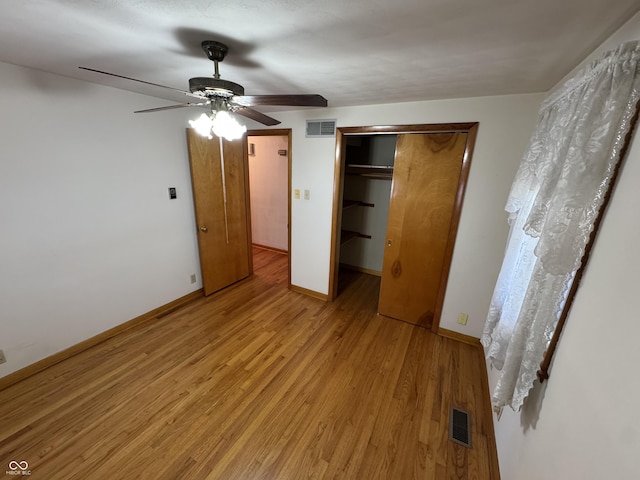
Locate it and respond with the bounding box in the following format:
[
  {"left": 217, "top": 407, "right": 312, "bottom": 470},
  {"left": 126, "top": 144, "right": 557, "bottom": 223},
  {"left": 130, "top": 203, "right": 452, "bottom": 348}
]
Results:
[{"left": 189, "top": 77, "right": 244, "bottom": 97}]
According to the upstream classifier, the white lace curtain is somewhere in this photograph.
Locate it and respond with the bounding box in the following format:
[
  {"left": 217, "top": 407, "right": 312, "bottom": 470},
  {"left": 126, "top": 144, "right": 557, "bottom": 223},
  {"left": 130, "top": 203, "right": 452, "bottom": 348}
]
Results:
[{"left": 482, "top": 41, "right": 640, "bottom": 411}]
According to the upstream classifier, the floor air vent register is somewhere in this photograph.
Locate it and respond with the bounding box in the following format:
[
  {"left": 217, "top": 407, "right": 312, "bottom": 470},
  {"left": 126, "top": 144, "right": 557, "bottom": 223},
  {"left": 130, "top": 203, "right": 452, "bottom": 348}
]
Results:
[{"left": 449, "top": 407, "right": 472, "bottom": 448}]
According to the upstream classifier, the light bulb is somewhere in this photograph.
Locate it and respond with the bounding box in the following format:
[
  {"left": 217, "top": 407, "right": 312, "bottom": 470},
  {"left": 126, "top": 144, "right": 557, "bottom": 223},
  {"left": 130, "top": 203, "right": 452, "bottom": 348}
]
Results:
[
  {"left": 211, "top": 110, "right": 247, "bottom": 141},
  {"left": 189, "top": 113, "right": 213, "bottom": 139}
]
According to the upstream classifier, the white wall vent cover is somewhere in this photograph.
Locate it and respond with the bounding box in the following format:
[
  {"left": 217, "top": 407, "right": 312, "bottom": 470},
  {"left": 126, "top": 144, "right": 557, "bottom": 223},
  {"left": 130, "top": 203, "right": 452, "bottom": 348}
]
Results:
[{"left": 306, "top": 119, "right": 336, "bottom": 138}]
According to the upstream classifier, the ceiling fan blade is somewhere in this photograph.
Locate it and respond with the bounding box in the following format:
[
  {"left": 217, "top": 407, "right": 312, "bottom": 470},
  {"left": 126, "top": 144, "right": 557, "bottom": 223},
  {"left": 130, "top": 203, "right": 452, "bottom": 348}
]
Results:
[
  {"left": 231, "top": 94, "right": 328, "bottom": 107},
  {"left": 79, "top": 67, "right": 202, "bottom": 99},
  {"left": 134, "top": 102, "right": 209, "bottom": 114},
  {"left": 233, "top": 107, "right": 281, "bottom": 126}
]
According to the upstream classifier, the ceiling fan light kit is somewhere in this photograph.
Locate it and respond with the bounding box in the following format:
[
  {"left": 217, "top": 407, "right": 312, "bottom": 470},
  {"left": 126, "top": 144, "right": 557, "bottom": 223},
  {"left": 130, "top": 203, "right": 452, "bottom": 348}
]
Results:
[
  {"left": 189, "top": 111, "right": 247, "bottom": 141},
  {"left": 80, "top": 40, "right": 328, "bottom": 141},
  {"left": 188, "top": 97, "right": 247, "bottom": 141}
]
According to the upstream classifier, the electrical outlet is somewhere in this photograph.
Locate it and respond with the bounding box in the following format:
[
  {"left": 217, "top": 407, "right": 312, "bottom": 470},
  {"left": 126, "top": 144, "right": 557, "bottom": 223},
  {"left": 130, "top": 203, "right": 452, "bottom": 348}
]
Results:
[
  {"left": 190, "top": 274, "right": 197, "bottom": 284},
  {"left": 304, "top": 189, "right": 310, "bottom": 200},
  {"left": 294, "top": 189, "right": 301, "bottom": 200},
  {"left": 457, "top": 313, "right": 468, "bottom": 326},
  {"left": 0, "top": 350, "right": 6, "bottom": 364}
]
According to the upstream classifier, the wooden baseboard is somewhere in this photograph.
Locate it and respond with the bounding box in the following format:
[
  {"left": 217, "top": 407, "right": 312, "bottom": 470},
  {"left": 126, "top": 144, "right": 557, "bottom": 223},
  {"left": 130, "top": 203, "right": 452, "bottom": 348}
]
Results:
[
  {"left": 339, "top": 263, "right": 382, "bottom": 277},
  {"left": 252, "top": 243, "right": 288, "bottom": 255},
  {"left": 437, "top": 327, "right": 480, "bottom": 346},
  {"left": 0, "top": 289, "right": 204, "bottom": 392},
  {"left": 289, "top": 284, "right": 328, "bottom": 301},
  {"left": 479, "top": 353, "right": 502, "bottom": 480}
]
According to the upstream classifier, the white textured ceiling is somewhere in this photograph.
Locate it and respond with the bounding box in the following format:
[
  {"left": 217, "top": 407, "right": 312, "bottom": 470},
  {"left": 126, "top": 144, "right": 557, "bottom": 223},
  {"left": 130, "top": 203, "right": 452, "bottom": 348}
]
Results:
[{"left": 0, "top": 0, "right": 639, "bottom": 110}]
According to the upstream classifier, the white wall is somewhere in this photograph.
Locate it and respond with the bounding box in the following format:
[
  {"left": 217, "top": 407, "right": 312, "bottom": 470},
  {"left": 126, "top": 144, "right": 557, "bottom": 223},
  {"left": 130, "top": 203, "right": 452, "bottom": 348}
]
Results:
[
  {"left": 247, "top": 135, "right": 288, "bottom": 251},
  {"left": 273, "top": 93, "right": 543, "bottom": 336},
  {"left": 0, "top": 61, "right": 201, "bottom": 377},
  {"left": 491, "top": 12, "right": 640, "bottom": 480}
]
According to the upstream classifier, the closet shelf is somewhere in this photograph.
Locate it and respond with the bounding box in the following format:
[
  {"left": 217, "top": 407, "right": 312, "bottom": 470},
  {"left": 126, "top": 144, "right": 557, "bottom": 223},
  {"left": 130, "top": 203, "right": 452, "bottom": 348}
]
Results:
[
  {"left": 340, "top": 230, "right": 372, "bottom": 245},
  {"left": 345, "top": 164, "right": 394, "bottom": 179},
  {"left": 343, "top": 199, "right": 375, "bottom": 209}
]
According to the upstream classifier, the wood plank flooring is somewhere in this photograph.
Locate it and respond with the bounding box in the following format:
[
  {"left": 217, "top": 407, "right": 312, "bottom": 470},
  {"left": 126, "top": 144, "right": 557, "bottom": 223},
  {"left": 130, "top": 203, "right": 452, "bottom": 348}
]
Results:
[{"left": 0, "top": 248, "right": 497, "bottom": 479}]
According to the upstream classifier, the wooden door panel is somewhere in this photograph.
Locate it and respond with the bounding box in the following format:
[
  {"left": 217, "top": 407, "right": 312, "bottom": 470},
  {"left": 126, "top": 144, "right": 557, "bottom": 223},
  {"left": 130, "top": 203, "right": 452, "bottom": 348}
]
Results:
[
  {"left": 187, "top": 129, "right": 251, "bottom": 295},
  {"left": 378, "top": 133, "right": 467, "bottom": 327}
]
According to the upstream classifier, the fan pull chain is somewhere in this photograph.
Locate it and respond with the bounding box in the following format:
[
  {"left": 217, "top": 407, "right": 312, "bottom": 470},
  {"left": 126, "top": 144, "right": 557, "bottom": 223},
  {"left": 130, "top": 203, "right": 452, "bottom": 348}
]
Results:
[{"left": 218, "top": 136, "right": 230, "bottom": 244}]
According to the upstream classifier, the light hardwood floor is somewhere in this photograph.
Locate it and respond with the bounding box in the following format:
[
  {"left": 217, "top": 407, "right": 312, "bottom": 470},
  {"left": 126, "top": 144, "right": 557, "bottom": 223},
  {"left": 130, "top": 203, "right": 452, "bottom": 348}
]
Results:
[{"left": 0, "top": 248, "right": 498, "bottom": 479}]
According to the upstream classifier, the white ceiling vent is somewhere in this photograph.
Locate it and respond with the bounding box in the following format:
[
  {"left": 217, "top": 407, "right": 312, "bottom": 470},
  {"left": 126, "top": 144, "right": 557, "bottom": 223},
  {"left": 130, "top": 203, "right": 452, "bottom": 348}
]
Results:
[{"left": 306, "top": 119, "right": 336, "bottom": 138}]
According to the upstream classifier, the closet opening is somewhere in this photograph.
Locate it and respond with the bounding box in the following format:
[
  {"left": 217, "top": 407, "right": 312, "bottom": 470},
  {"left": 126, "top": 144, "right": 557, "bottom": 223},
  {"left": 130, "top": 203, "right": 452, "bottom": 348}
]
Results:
[
  {"left": 329, "top": 123, "right": 478, "bottom": 332},
  {"left": 337, "top": 134, "right": 396, "bottom": 293}
]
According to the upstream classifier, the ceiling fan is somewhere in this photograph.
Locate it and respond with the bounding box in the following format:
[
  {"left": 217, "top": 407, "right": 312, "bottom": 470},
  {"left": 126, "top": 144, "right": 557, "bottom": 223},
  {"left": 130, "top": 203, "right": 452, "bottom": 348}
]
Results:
[{"left": 79, "top": 40, "right": 328, "bottom": 132}]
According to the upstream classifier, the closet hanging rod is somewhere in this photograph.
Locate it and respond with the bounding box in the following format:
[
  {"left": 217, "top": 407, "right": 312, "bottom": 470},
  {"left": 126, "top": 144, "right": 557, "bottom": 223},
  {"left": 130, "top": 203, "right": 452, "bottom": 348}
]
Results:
[{"left": 346, "top": 164, "right": 394, "bottom": 170}]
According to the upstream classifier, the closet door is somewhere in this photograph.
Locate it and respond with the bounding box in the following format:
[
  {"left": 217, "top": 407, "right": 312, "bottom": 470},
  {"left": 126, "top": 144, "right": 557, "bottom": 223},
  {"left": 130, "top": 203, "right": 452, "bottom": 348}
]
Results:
[
  {"left": 187, "top": 129, "right": 252, "bottom": 295},
  {"left": 378, "top": 133, "right": 467, "bottom": 328}
]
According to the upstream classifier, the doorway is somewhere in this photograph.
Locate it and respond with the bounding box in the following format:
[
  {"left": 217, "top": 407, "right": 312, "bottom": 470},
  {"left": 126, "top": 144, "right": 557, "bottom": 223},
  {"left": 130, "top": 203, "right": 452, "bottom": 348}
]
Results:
[
  {"left": 247, "top": 129, "right": 292, "bottom": 287},
  {"left": 329, "top": 123, "right": 478, "bottom": 332}
]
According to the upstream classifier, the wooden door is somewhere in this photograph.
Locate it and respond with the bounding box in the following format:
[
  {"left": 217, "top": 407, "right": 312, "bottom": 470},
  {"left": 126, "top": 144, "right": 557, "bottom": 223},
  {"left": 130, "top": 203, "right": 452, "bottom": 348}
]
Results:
[
  {"left": 187, "top": 129, "right": 252, "bottom": 295},
  {"left": 378, "top": 132, "right": 467, "bottom": 328}
]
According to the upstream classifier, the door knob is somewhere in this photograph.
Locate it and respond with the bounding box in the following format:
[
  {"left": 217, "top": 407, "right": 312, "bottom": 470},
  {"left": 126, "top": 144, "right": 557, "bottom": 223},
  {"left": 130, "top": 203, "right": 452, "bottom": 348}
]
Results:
[
  {"left": 387, "top": 239, "right": 392, "bottom": 246},
  {"left": 200, "top": 225, "right": 208, "bottom": 232}
]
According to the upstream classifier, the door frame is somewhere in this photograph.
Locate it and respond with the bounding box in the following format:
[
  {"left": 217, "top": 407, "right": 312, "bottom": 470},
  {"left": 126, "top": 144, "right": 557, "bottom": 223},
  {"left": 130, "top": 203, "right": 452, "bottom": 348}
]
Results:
[
  {"left": 328, "top": 122, "right": 479, "bottom": 333},
  {"left": 246, "top": 128, "right": 293, "bottom": 288}
]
